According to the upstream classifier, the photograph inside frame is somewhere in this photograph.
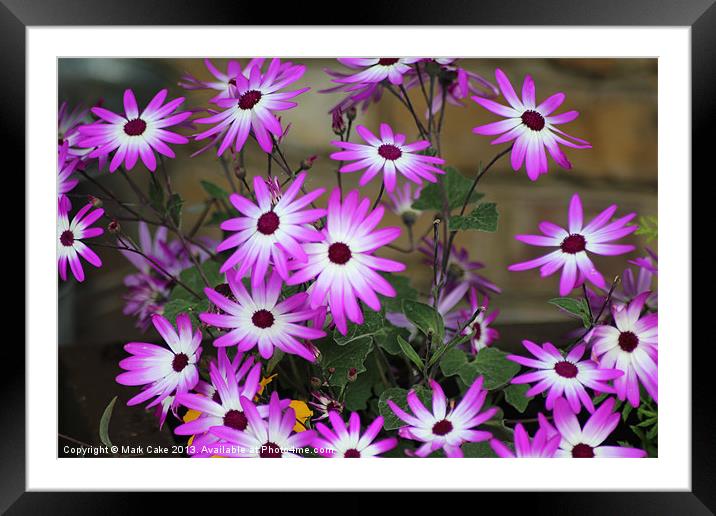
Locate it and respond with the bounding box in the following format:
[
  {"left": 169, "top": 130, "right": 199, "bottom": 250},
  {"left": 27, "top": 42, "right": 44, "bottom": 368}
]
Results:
[{"left": 56, "top": 57, "right": 658, "bottom": 459}]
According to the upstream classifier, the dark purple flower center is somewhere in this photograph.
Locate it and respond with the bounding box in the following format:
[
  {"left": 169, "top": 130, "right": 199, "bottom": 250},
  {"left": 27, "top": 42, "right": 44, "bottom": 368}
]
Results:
[
  {"left": 432, "top": 419, "right": 453, "bottom": 436},
  {"left": 560, "top": 234, "right": 587, "bottom": 254},
  {"left": 259, "top": 441, "right": 282, "bottom": 458},
  {"left": 172, "top": 353, "right": 189, "bottom": 372},
  {"left": 521, "top": 110, "right": 546, "bottom": 131},
  {"left": 378, "top": 58, "right": 399, "bottom": 66},
  {"left": 328, "top": 242, "right": 352, "bottom": 265},
  {"left": 618, "top": 331, "right": 639, "bottom": 352},
  {"left": 378, "top": 144, "right": 402, "bottom": 161},
  {"left": 571, "top": 443, "right": 595, "bottom": 458},
  {"left": 344, "top": 448, "right": 361, "bottom": 458},
  {"left": 472, "top": 323, "right": 483, "bottom": 341},
  {"left": 554, "top": 360, "right": 579, "bottom": 378},
  {"left": 327, "top": 401, "right": 342, "bottom": 412},
  {"left": 238, "top": 90, "right": 262, "bottom": 110},
  {"left": 252, "top": 309, "right": 275, "bottom": 329},
  {"left": 223, "top": 409, "right": 248, "bottom": 431},
  {"left": 257, "top": 211, "right": 280, "bottom": 235},
  {"left": 124, "top": 118, "right": 147, "bottom": 136},
  {"left": 60, "top": 230, "right": 75, "bottom": 247}
]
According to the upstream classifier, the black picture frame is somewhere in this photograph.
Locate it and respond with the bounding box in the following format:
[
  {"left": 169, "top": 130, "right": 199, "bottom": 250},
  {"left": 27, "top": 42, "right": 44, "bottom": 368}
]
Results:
[{"left": 6, "top": 0, "right": 707, "bottom": 512}]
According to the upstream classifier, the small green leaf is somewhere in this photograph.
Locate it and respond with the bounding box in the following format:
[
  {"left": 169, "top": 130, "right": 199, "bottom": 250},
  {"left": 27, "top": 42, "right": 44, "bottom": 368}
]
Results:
[
  {"left": 397, "top": 336, "right": 424, "bottom": 370},
  {"left": 402, "top": 299, "right": 444, "bottom": 343},
  {"left": 449, "top": 202, "right": 498, "bottom": 232},
  {"left": 439, "top": 348, "right": 468, "bottom": 377},
  {"left": 412, "top": 167, "right": 484, "bottom": 212},
  {"left": 163, "top": 298, "right": 209, "bottom": 328},
  {"left": 99, "top": 396, "right": 118, "bottom": 448},
  {"left": 635, "top": 215, "right": 658, "bottom": 242},
  {"left": 379, "top": 274, "right": 418, "bottom": 313},
  {"left": 266, "top": 349, "right": 285, "bottom": 374},
  {"left": 378, "top": 386, "right": 432, "bottom": 431},
  {"left": 462, "top": 441, "right": 499, "bottom": 457},
  {"left": 549, "top": 297, "right": 592, "bottom": 327},
  {"left": 504, "top": 384, "right": 533, "bottom": 413},
  {"left": 200, "top": 180, "right": 229, "bottom": 200},
  {"left": 149, "top": 179, "right": 165, "bottom": 213},
  {"left": 317, "top": 337, "right": 373, "bottom": 388},
  {"left": 333, "top": 309, "right": 385, "bottom": 346},
  {"left": 447, "top": 348, "right": 520, "bottom": 390},
  {"left": 167, "top": 193, "right": 184, "bottom": 228},
  {"left": 344, "top": 358, "right": 379, "bottom": 411}
]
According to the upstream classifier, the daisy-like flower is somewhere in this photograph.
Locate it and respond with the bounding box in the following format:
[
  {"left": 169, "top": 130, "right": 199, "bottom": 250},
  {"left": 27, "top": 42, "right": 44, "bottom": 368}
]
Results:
[
  {"left": 551, "top": 397, "right": 647, "bottom": 458},
  {"left": 208, "top": 391, "right": 317, "bottom": 458},
  {"left": 333, "top": 58, "right": 422, "bottom": 85},
  {"left": 591, "top": 292, "right": 657, "bottom": 407},
  {"left": 58, "top": 101, "right": 93, "bottom": 159},
  {"left": 489, "top": 417, "right": 561, "bottom": 458},
  {"left": 312, "top": 412, "right": 397, "bottom": 458},
  {"left": 309, "top": 391, "right": 344, "bottom": 422},
  {"left": 387, "top": 377, "right": 498, "bottom": 458},
  {"left": 57, "top": 201, "right": 104, "bottom": 282},
  {"left": 614, "top": 250, "right": 658, "bottom": 310},
  {"left": 195, "top": 58, "right": 308, "bottom": 154},
  {"left": 472, "top": 68, "right": 591, "bottom": 180},
  {"left": 199, "top": 268, "right": 325, "bottom": 361},
  {"left": 419, "top": 238, "right": 501, "bottom": 295},
  {"left": 216, "top": 172, "right": 326, "bottom": 283},
  {"left": 444, "top": 287, "right": 500, "bottom": 354},
  {"left": 508, "top": 193, "right": 638, "bottom": 296},
  {"left": 57, "top": 142, "right": 79, "bottom": 201},
  {"left": 77, "top": 89, "right": 191, "bottom": 172},
  {"left": 175, "top": 350, "right": 264, "bottom": 449},
  {"left": 116, "top": 314, "right": 202, "bottom": 412},
  {"left": 507, "top": 340, "right": 623, "bottom": 413},
  {"left": 287, "top": 188, "right": 406, "bottom": 335},
  {"left": 330, "top": 123, "right": 445, "bottom": 192}
]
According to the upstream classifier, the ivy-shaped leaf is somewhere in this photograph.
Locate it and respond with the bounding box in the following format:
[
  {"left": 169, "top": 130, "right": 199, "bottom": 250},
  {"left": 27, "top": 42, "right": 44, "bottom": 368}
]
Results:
[
  {"left": 412, "top": 167, "right": 484, "bottom": 212},
  {"left": 449, "top": 202, "right": 498, "bottom": 232},
  {"left": 317, "top": 337, "right": 373, "bottom": 388},
  {"left": 402, "top": 299, "right": 444, "bottom": 343},
  {"left": 504, "top": 384, "right": 533, "bottom": 413},
  {"left": 378, "top": 386, "right": 432, "bottom": 431},
  {"left": 549, "top": 297, "right": 592, "bottom": 327},
  {"left": 200, "top": 180, "right": 229, "bottom": 200}
]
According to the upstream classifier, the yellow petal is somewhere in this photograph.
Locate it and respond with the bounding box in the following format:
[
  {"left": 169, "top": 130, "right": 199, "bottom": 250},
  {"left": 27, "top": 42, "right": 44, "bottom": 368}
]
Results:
[
  {"left": 183, "top": 409, "right": 202, "bottom": 423},
  {"left": 256, "top": 374, "right": 278, "bottom": 398},
  {"left": 290, "top": 400, "right": 314, "bottom": 432}
]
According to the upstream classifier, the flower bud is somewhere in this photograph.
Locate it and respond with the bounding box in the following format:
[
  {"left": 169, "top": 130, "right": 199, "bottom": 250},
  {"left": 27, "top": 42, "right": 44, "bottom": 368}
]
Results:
[
  {"left": 299, "top": 155, "right": 318, "bottom": 171},
  {"left": 88, "top": 195, "right": 102, "bottom": 209},
  {"left": 235, "top": 166, "right": 246, "bottom": 179},
  {"left": 401, "top": 210, "right": 418, "bottom": 227},
  {"left": 346, "top": 106, "right": 357, "bottom": 121},
  {"left": 107, "top": 219, "right": 120, "bottom": 234},
  {"left": 347, "top": 367, "right": 358, "bottom": 382}
]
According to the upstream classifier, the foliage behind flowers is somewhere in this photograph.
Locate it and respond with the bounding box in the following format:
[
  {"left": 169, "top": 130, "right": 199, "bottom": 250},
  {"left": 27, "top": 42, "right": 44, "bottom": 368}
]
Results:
[{"left": 58, "top": 58, "right": 657, "bottom": 459}]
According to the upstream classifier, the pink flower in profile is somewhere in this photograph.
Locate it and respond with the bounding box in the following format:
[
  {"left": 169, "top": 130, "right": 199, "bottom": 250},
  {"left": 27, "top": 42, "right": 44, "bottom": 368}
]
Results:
[
  {"left": 194, "top": 58, "right": 308, "bottom": 154},
  {"left": 77, "top": 89, "right": 191, "bottom": 172},
  {"left": 330, "top": 123, "right": 445, "bottom": 192},
  {"left": 385, "top": 182, "right": 422, "bottom": 219},
  {"left": 216, "top": 172, "right": 326, "bottom": 284},
  {"left": 508, "top": 193, "right": 637, "bottom": 296},
  {"left": 116, "top": 314, "right": 202, "bottom": 412},
  {"left": 592, "top": 292, "right": 658, "bottom": 407},
  {"left": 57, "top": 201, "right": 104, "bottom": 282},
  {"left": 333, "top": 58, "right": 421, "bottom": 85},
  {"left": 208, "top": 391, "right": 317, "bottom": 458},
  {"left": 387, "top": 377, "right": 498, "bottom": 458},
  {"left": 287, "top": 189, "right": 406, "bottom": 334},
  {"left": 551, "top": 397, "right": 647, "bottom": 458},
  {"left": 199, "top": 268, "right": 325, "bottom": 362},
  {"left": 58, "top": 101, "right": 93, "bottom": 160},
  {"left": 507, "top": 340, "right": 623, "bottom": 414},
  {"left": 443, "top": 287, "right": 500, "bottom": 354},
  {"left": 312, "top": 412, "right": 397, "bottom": 458},
  {"left": 472, "top": 68, "right": 591, "bottom": 180},
  {"left": 57, "top": 142, "right": 79, "bottom": 201},
  {"left": 490, "top": 416, "right": 561, "bottom": 458}
]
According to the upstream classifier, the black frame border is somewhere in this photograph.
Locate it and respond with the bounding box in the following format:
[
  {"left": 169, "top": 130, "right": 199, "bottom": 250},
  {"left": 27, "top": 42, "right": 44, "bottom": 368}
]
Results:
[{"left": 6, "top": 0, "right": 709, "bottom": 512}]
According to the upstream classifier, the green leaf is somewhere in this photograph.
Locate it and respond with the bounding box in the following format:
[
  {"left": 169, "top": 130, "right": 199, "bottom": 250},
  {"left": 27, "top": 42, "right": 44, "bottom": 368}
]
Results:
[
  {"left": 373, "top": 324, "right": 410, "bottom": 356},
  {"left": 402, "top": 299, "right": 444, "bottom": 343},
  {"left": 635, "top": 215, "right": 658, "bottom": 242},
  {"left": 397, "top": 336, "right": 424, "bottom": 370},
  {"left": 379, "top": 274, "right": 418, "bottom": 313},
  {"left": 504, "top": 384, "right": 533, "bottom": 413},
  {"left": 167, "top": 193, "right": 184, "bottom": 228},
  {"left": 622, "top": 403, "right": 633, "bottom": 422},
  {"left": 378, "top": 386, "right": 432, "bottom": 431},
  {"left": 170, "top": 261, "right": 223, "bottom": 301},
  {"left": 99, "top": 396, "right": 118, "bottom": 448},
  {"left": 439, "top": 347, "right": 468, "bottom": 377},
  {"left": 462, "top": 441, "right": 499, "bottom": 457},
  {"left": 411, "top": 167, "right": 484, "bottom": 212},
  {"left": 333, "top": 309, "right": 385, "bottom": 346},
  {"left": 443, "top": 348, "right": 520, "bottom": 390},
  {"left": 317, "top": 337, "right": 373, "bottom": 388},
  {"left": 206, "top": 210, "right": 231, "bottom": 227},
  {"left": 149, "top": 178, "right": 165, "bottom": 213},
  {"left": 266, "top": 349, "right": 285, "bottom": 374},
  {"left": 449, "top": 202, "right": 498, "bottom": 232},
  {"left": 549, "top": 297, "right": 592, "bottom": 327},
  {"left": 200, "top": 180, "right": 229, "bottom": 200},
  {"left": 163, "top": 298, "right": 209, "bottom": 328},
  {"left": 343, "top": 357, "right": 379, "bottom": 411}
]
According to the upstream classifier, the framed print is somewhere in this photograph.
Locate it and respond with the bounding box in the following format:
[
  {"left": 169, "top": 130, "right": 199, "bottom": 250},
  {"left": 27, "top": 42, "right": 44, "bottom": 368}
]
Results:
[{"left": 4, "top": 0, "right": 710, "bottom": 512}]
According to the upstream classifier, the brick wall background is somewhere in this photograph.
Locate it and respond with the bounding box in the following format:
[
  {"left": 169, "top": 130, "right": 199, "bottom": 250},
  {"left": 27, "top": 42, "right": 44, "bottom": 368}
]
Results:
[{"left": 58, "top": 58, "right": 657, "bottom": 346}]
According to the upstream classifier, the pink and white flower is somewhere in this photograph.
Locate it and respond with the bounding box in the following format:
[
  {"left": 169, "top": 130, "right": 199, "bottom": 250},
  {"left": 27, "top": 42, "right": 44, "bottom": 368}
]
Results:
[
  {"left": 508, "top": 193, "right": 638, "bottom": 296},
  {"left": 472, "top": 68, "right": 591, "bottom": 180},
  {"left": 200, "top": 268, "right": 325, "bottom": 361},
  {"left": 591, "top": 292, "right": 658, "bottom": 407},
  {"left": 77, "top": 89, "right": 191, "bottom": 172},
  {"left": 287, "top": 188, "right": 406, "bottom": 334},
  {"left": 444, "top": 287, "right": 500, "bottom": 354},
  {"left": 507, "top": 340, "right": 623, "bottom": 413},
  {"left": 330, "top": 123, "right": 445, "bottom": 192},
  {"left": 490, "top": 417, "right": 561, "bottom": 458},
  {"left": 333, "top": 58, "right": 421, "bottom": 85},
  {"left": 312, "top": 412, "right": 397, "bottom": 458},
  {"left": 57, "top": 201, "right": 104, "bottom": 282},
  {"left": 387, "top": 377, "right": 498, "bottom": 458}
]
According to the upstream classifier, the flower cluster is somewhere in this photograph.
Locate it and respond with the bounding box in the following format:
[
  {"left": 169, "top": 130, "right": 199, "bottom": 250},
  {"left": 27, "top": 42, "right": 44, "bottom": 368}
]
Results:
[{"left": 57, "top": 57, "right": 656, "bottom": 460}]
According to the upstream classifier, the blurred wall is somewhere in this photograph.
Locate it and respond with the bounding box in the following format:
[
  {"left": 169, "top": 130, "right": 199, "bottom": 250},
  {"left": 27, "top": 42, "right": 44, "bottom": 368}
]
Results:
[{"left": 58, "top": 58, "right": 657, "bottom": 345}]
